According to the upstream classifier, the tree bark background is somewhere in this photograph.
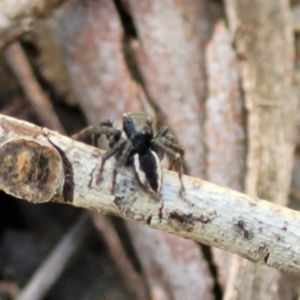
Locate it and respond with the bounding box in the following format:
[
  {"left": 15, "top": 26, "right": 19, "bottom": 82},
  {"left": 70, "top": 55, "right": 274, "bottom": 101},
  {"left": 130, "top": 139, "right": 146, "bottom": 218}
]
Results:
[
  {"left": 223, "top": 1, "right": 297, "bottom": 300},
  {"left": 0, "top": 0, "right": 299, "bottom": 299}
]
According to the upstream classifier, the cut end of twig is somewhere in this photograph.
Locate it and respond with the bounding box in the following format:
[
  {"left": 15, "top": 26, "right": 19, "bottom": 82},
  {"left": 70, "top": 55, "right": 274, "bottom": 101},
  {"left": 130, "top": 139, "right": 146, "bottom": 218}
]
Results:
[{"left": 0, "top": 139, "right": 64, "bottom": 203}]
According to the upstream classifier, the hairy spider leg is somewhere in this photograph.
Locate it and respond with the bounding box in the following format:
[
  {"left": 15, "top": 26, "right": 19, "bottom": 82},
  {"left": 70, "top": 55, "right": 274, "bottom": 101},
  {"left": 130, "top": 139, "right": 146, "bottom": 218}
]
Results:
[
  {"left": 72, "top": 123, "right": 127, "bottom": 190},
  {"left": 152, "top": 138, "right": 184, "bottom": 169},
  {"left": 152, "top": 130, "right": 185, "bottom": 192},
  {"left": 72, "top": 124, "right": 120, "bottom": 147},
  {"left": 110, "top": 141, "right": 133, "bottom": 193},
  {"left": 72, "top": 126, "right": 98, "bottom": 145},
  {"left": 154, "top": 127, "right": 185, "bottom": 167},
  {"left": 96, "top": 138, "right": 127, "bottom": 184}
]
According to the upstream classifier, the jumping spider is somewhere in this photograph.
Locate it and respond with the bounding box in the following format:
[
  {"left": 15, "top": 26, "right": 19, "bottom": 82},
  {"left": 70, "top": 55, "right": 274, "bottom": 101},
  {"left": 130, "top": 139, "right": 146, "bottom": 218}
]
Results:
[{"left": 73, "top": 112, "right": 185, "bottom": 194}]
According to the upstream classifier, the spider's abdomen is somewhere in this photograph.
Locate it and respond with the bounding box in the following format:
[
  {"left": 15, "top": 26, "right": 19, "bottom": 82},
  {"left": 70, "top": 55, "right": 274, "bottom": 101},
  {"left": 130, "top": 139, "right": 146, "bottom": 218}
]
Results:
[{"left": 133, "top": 150, "right": 162, "bottom": 194}]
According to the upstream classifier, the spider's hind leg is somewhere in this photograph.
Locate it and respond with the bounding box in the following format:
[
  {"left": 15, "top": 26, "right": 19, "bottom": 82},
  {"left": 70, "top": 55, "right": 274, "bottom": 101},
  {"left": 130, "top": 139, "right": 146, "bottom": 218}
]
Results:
[
  {"left": 72, "top": 120, "right": 119, "bottom": 147},
  {"left": 152, "top": 126, "right": 185, "bottom": 192}
]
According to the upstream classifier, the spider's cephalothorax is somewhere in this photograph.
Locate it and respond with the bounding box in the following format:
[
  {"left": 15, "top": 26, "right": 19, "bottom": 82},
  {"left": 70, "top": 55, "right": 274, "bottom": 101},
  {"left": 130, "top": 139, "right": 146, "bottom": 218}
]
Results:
[{"left": 73, "top": 112, "right": 185, "bottom": 194}]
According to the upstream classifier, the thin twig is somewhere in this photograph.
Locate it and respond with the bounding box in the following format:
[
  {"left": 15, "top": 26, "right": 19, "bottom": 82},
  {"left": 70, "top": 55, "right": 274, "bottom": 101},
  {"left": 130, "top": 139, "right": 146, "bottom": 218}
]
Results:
[
  {"left": 15, "top": 214, "right": 90, "bottom": 300},
  {"left": 5, "top": 42, "right": 65, "bottom": 133}
]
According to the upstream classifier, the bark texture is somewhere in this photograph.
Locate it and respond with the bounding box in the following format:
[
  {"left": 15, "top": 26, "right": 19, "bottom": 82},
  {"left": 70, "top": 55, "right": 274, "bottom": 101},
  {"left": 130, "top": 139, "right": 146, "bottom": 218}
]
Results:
[
  {"left": 47, "top": 0, "right": 143, "bottom": 125},
  {"left": 205, "top": 21, "right": 246, "bottom": 288},
  {"left": 127, "top": 224, "right": 214, "bottom": 300},
  {"left": 224, "top": 1, "right": 297, "bottom": 299},
  {"left": 0, "top": 0, "right": 66, "bottom": 50},
  {"left": 128, "top": 0, "right": 211, "bottom": 176}
]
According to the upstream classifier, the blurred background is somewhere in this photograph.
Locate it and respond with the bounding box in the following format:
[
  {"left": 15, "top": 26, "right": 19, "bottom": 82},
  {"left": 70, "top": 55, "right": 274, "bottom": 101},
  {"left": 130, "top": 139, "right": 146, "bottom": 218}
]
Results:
[{"left": 0, "top": 0, "right": 299, "bottom": 299}]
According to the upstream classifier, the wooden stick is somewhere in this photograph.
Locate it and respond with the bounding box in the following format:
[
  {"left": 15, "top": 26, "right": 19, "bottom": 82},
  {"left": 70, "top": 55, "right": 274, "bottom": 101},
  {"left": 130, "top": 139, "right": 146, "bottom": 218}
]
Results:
[{"left": 0, "top": 114, "right": 300, "bottom": 276}]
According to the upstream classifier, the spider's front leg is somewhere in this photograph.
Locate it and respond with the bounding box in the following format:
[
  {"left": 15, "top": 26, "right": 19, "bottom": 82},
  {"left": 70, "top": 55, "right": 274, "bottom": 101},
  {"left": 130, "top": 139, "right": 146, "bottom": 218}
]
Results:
[
  {"left": 152, "top": 126, "right": 185, "bottom": 192},
  {"left": 72, "top": 121, "right": 125, "bottom": 191},
  {"left": 97, "top": 137, "right": 133, "bottom": 193}
]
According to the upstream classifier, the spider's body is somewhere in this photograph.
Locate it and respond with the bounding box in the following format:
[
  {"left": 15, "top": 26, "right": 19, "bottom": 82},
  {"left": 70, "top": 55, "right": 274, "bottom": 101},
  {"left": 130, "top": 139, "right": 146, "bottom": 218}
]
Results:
[
  {"left": 73, "top": 112, "right": 184, "bottom": 194},
  {"left": 122, "top": 113, "right": 162, "bottom": 193}
]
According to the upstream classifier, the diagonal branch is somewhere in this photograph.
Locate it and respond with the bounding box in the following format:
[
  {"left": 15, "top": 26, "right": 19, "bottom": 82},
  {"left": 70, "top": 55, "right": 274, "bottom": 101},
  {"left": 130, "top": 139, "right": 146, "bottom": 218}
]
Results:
[{"left": 0, "top": 113, "right": 300, "bottom": 276}]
